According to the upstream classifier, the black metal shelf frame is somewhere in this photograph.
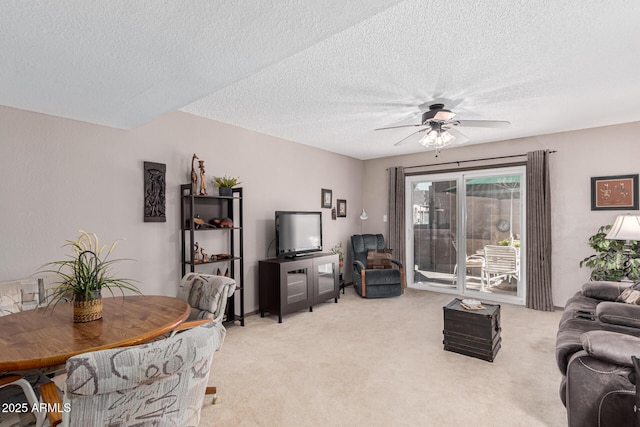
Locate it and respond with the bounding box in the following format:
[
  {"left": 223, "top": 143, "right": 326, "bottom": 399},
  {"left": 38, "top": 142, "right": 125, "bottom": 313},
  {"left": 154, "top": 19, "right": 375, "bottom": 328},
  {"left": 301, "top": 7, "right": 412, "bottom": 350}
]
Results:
[{"left": 180, "top": 184, "right": 245, "bottom": 326}]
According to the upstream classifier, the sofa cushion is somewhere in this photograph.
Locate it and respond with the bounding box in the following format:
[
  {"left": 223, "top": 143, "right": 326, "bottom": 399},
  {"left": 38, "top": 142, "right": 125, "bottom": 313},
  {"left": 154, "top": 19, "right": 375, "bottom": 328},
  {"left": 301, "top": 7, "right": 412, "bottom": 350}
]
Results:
[
  {"left": 617, "top": 287, "right": 640, "bottom": 304},
  {"left": 580, "top": 330, "right": 640, "bottom": 367},
  {"left": 597, "top": 301, "right": 640, "bottom": 329},
  {"left": 363, "top": 268, "right": 401, "bottom": 285},
  {"left": 581, "top": 281, "right": 630, "bottom": 301},
  {"left": 366, "top": 249, "right": 393, "bottom": 269}
]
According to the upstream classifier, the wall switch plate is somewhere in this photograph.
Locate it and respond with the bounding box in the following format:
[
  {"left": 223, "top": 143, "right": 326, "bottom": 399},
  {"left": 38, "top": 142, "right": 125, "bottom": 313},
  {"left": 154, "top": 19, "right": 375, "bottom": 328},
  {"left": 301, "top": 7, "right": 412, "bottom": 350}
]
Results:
[{"left": 383, "top": 215, "right": 388, "bottom": 222}]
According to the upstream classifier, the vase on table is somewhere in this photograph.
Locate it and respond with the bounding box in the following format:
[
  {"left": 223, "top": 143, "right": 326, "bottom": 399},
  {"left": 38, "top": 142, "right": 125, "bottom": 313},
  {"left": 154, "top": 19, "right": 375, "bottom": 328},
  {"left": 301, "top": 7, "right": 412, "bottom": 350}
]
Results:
[{"left": 73, "top": 290, "right": 103, "bottom": 323}]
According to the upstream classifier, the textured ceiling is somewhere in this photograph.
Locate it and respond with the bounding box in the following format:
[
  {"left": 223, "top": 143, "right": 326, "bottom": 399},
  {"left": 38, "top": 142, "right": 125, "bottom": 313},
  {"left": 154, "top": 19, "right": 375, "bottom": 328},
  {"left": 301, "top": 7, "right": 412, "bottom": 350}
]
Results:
[{"left": 2, "top": 1, "right": 640, "bottom": 159}]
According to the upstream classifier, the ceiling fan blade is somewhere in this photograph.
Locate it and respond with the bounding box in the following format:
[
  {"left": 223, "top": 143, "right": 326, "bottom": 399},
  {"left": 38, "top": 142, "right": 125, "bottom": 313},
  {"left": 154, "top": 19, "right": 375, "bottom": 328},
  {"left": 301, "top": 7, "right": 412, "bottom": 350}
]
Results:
[
  {"left": 375, "top": 123, "right": 426, "bottom": 131},
  {"left": 453, "top": 120, "right": 511, "bottom": 128},
  {"left": 393, "top": 128, "right": 428, "bottom": 146}
]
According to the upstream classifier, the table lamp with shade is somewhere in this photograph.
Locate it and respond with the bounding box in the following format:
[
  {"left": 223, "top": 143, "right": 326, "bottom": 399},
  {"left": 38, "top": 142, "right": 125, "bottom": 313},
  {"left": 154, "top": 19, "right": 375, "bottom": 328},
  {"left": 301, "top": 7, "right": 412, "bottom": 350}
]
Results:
[{"left": 605, "top": 214, "right": 640, "bottom": 281}]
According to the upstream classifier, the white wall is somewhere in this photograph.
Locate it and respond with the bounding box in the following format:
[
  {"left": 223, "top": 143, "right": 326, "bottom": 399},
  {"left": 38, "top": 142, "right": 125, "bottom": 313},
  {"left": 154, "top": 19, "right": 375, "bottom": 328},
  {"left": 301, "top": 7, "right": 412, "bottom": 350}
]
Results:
[
  {"left": 4, "top": 103, "right": 638, "bottom": 309},
  {"left": 362, "top": 121, "right": 640, "bottom": 307},
  {"left": 0, "top": 106, "right": 364, "bottom": 313}
]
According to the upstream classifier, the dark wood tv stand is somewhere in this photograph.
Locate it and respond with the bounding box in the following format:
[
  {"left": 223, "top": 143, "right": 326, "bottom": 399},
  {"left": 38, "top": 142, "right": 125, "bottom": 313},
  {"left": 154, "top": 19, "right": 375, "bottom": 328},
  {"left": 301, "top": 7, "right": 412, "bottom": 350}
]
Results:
[{"left": 259, "top": 253, "right": 339, "bottom": 323}]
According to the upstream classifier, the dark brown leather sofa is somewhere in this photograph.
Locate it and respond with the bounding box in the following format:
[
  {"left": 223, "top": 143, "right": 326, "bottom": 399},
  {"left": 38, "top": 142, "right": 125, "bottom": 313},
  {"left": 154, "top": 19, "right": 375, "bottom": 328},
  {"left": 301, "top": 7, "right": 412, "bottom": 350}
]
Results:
[{"left": 556, "top": 281, "right": 640, "bottom": 427}]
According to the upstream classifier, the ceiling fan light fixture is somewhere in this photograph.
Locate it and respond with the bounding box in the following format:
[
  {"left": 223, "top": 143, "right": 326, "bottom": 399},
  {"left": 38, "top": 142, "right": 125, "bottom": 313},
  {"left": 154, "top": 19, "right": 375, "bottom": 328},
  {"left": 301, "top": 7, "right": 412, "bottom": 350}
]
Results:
[
  {"left": 379, "top": 102, "right": 508, "bottom": 155},
  {"left": 419, "top": 129, "right": 455, "bottom": 150},
  {"left": 433, "top": 110, "right": 456, "bottom": 121},
  {"left": 441, "top": 131, "right": 454, "bottom": 144}
]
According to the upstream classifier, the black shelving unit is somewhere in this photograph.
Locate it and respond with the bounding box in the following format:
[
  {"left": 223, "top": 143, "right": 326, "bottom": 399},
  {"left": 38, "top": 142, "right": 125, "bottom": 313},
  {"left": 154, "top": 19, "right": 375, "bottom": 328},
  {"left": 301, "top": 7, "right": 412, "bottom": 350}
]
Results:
[{"left": 180, "top": 184, "right": 244, "bottom": 326}]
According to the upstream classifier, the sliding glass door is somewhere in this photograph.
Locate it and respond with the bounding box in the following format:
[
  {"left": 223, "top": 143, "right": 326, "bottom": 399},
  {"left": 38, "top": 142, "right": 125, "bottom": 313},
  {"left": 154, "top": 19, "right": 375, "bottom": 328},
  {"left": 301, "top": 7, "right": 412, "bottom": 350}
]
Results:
[
  {"left": 406, "top": 167, "right": 526, "bottom": 304},
  {"left": 409, "top": 176, "right": 458, "bottom": 290}
]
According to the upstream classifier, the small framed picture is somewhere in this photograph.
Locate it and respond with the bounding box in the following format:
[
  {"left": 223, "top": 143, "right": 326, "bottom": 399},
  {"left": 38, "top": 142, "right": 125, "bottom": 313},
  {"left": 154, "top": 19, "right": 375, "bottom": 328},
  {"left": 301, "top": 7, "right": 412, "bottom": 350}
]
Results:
[
  {"left": 321, "top": 189, "right": 332, "bottom": 208},
  {"left": 591, "top": 174, "right": 639, "bottom": 210},
  {"left": 337, "top": 199, "right": 347, "bottom": 217}
]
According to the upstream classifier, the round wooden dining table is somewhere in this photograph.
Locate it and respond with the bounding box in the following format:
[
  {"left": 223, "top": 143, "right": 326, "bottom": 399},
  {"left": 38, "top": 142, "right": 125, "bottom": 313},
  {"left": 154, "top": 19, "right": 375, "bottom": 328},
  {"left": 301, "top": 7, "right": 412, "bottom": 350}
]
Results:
[{"left": 0, "top": 295, "right": 190, "bottom": 371}]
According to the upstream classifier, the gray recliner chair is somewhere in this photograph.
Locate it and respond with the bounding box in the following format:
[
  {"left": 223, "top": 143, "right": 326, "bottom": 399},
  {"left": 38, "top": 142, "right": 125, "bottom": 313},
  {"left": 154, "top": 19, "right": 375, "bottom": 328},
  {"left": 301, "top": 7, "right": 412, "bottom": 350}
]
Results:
[{"left": 351, "top": 234, "right": 404, "bottom": 298}]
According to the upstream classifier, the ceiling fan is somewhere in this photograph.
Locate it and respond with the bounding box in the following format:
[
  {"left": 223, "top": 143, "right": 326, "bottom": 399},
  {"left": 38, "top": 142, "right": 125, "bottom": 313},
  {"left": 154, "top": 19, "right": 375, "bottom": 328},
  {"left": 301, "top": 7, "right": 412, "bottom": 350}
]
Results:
[{"left": 375, "top": 103, "right": 510, "bottom": 155}]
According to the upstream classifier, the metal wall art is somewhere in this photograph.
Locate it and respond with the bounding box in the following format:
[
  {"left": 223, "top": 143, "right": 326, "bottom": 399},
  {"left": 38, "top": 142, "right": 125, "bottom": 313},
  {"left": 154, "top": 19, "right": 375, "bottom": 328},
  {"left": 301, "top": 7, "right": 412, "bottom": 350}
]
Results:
[{"left": 144, "top": 161, "right": 166, "bottom": 222}]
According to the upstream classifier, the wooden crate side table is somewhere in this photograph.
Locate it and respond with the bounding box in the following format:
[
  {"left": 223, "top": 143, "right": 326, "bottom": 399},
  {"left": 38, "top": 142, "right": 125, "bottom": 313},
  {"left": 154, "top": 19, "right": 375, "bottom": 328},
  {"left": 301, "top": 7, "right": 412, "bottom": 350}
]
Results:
[{"left": 443, "top": 298, "right": 501, "bottom": 362}]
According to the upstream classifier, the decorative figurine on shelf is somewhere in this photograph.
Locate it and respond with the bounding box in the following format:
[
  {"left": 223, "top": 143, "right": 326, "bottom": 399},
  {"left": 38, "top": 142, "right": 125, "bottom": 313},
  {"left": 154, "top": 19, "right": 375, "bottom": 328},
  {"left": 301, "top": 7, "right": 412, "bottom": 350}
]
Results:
[
  {"left": 198, "top": 160, "right": 207, "bottom": 195},
  {"left": 194, "top": 217, "right": 215, "bottom": 228},
  {"left": 200, "top": 247, "right": 209, "bottom": 263},
  {"left": 191, "top": 154, "right": 199, "bottom": 193},
  {"left": 193, "top": 242, "right": 200, "bottom": 264}
]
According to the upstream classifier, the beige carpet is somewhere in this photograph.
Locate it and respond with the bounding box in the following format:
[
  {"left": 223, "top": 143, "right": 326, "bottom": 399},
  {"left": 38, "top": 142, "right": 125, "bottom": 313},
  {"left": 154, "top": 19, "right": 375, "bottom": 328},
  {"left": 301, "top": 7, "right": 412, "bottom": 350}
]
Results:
[{"left": 200, "top": 288, "right": 567, "bottom": 426}]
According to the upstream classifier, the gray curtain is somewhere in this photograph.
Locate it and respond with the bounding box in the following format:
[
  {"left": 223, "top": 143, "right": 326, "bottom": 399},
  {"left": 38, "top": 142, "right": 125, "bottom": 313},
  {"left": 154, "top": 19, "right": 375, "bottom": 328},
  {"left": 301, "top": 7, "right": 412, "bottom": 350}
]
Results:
[
  {"left": 526, "top": 150, "right": 553, "bottom": 311},
  {"left": 388, "top": 167, "right": 405, "bottom": 264}
]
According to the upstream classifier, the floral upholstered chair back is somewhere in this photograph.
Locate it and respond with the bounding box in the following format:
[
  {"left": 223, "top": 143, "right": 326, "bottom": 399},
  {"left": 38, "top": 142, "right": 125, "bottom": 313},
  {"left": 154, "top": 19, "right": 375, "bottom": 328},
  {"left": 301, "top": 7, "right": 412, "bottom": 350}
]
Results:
[
  {"left": 61, "top": 321, "right": 224, "bottom": 427},
  {"left": 177, "top": 273, "right": 236, "bottom": 322}
]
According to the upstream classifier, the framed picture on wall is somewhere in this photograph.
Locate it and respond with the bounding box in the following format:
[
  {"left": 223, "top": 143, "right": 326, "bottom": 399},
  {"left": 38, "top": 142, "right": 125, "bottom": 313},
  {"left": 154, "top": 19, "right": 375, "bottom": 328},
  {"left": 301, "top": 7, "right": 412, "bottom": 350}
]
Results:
[
  {"left": 321, "top": 188, "right": 332, "bottom": 208},
  {"left": 337, "top": 199, "right": 347, "bottom": 217},
  {"left": 591, "top": 174, "right": 639, "bottom": 210}
]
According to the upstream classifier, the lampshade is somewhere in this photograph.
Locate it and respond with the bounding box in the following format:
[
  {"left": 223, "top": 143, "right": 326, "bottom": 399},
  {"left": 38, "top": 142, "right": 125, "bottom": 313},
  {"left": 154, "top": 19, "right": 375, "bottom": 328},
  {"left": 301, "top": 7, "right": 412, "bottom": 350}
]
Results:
[
  {"left": 605, "top": 214, "right": 640, "bottom": 241},
  {"left": 359, "top": 209, "right": 368, "bottom": 220},
  {"left": 418, "top": 123, "right": 455, "bottom": 153}
]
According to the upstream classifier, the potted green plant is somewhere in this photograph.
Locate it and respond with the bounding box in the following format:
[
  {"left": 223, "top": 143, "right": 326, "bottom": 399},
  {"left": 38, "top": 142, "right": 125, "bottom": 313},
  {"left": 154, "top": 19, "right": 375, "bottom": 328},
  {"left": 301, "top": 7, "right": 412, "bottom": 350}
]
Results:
[
  {"left": 498, "top": 238, "right": 520, "bottom": 247},
  {"left": 39, "top": 230, "right": 139, "bottom": 322},
  {"left": 212, "top": 175, "right": 241, "bottom": 196},
  {"left": 579, "top": 224, "right": 640, "bottom": 281},
  {"left": 330, "top": 242, "right": 344, "bottom": 271}
]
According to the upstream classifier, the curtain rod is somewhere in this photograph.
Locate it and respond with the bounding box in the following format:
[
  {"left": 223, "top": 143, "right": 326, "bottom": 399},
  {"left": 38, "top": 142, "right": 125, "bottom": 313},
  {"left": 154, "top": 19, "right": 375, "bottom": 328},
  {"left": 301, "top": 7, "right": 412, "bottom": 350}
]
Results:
[{"left": 401, "top": 150, "right": 557, "bottom": 170}]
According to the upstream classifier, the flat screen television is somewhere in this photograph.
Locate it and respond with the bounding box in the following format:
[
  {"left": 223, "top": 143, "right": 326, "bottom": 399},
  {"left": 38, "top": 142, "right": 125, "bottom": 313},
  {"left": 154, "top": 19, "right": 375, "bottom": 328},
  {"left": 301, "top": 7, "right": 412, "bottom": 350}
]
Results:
[{"left": 275, "top": 211, "right": 322, "bottom": 258}]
